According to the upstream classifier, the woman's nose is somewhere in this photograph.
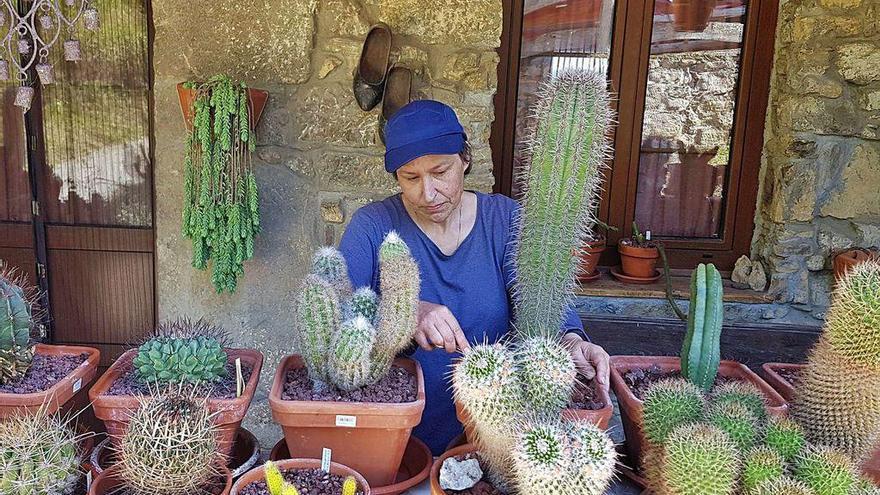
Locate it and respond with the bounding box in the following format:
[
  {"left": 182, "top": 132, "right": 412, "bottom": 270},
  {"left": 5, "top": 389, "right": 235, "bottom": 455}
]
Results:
[{"left": 422, "top": 176, "right": 437, "bottom": 201}]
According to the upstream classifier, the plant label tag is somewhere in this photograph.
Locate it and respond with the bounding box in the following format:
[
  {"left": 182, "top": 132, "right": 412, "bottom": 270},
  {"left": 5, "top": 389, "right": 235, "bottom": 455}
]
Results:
[
  {"left": 335, "top": 415, "right": 357, "bottom": 428},
  {"left": 321, "top": 448, "right": 331, "bottom": 472},
  {"left": 235, "top": 358, "right": 244, "bottom": 398},
  {"left": 73, "top": 378, "right": 82, "bottom": 393},
  {"left": 86, "top": 471, "right": 92, "bottom": 490}
]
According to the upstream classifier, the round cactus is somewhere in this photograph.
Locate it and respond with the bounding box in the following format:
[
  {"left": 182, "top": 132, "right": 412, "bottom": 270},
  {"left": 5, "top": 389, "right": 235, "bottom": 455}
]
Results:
[
  {"left": 710, "top": 381, "right": 767, "bottom": 421},
  {"left": 515, "top": 335, "right": 577, "bottom": 417},
  {"left": 0, "top": 265, "right": 36, "bottom": 384},
  {"left": 707, "top": 401, "right": 761, "bottom": 452},
  {"left": 567, "top": 419, "right": 617, "bottom": 495},
  {"left": 132, "top": 318, "right": 229, "bottom": 385},
  {"left": 753, "top": 477, "right": 817, "bottom": 495},
  {"left": 764, "top": 416, "right": 806, "bottom": 463},
  {"left": 642, "top": 378, "right": 706, "bottom": 445},
  {"left": 328, "top": 316, "right": 377, "bottom": 391},
  {"left": 661, "top": 423, "right": 741, "bottom": 495},
  {"left": 742, "top": 446, "right": 785, "bottom": 494},
  {"left": 512, "top": 420, "right": 571, "bottom": 495},
  {"left": 854, "top": 478, "right": 880, "bottom": 495},
  {"left": 793, "top": 446, "right": 858, "bottom": 495},
  {"left": 343, "top": 287, "right": 379, "bottom": 324}
]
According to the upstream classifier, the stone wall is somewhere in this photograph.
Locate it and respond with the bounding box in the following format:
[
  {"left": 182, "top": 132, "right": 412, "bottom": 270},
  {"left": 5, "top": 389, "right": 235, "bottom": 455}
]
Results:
[
  {"left": 753, "top": 0, "right": 880, "bottom": 319},
  {"left": 151, "top": 0, "right": 501, "bottom": 442}
]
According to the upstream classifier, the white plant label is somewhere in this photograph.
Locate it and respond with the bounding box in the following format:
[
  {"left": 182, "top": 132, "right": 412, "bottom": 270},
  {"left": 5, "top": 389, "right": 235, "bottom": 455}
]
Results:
[
  {"left": 73, "top": 378, "right": 82, "bottom": 393},
  {"left": 86, "top": 471, "right": 92, "bottom": 490},
  {"left": 335, "top": 415, "right": 357, "bottom": 428},
  {"left": 321, "top": 448, "right": 332, "bottom": 472}
]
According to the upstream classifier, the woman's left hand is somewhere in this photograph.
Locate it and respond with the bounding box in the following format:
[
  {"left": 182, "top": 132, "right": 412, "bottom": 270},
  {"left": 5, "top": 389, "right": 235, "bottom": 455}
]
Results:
[{"left": 562, "top": 333, "right": 611, "bottom": 404}]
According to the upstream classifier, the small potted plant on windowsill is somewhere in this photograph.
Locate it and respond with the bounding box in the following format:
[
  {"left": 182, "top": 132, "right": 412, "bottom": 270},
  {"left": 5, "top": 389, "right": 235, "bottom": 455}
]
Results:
[
  {"left": 578, "top": 220, "right": 619, "bottom": 283},
  {"left": 832, "top": 247, "right": 879, "bottom": 282},
  {"left": 616, "top": 221, "right": 661, "bottom": 282}
]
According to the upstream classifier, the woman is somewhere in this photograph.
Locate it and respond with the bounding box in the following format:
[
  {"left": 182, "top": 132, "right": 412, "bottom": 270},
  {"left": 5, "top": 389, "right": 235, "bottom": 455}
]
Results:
[{"left": 339, "top": 99, "right": 611, "bottom": 455}]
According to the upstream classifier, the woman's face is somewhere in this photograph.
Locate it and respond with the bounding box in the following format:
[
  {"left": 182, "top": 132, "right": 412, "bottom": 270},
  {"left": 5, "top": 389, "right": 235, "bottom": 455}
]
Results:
[{"left": 396, "top": 153, "right": 468, "bottom": 224}]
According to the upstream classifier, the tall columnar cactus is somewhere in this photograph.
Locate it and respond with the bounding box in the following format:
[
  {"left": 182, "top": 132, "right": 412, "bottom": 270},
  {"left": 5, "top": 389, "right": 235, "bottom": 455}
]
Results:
[
  {"left": 294, "top": 274, "right": 339, "bottom": 389},
  {"left": 681, "top": 263, "right": 724, "bottom": 392},
  {"left": 515, "top": 335, "right": 577, "bottom": 417},
  {"left": 659, "top": 423, "right": 741, "bottom": 495},
  {"left": 132, "top": 318, "right": 229, "bottom": 386},
  {"left": 511, "top": 70, "right": 613, "bottom": 339},
  {"left": 116, "top": 393, "right": 222, "bottom": 495},
  {"left": 642, "top": 378, "right": 706, "bottom": 446},
  {"left": 0, "top": 266, "right": 36, "bottom": 384},
  {"left": 793, "top": 261, "right": 880, "bottom": 462},
  {"left": 312, "top": 246, "right": 352, "bottom": 298}
]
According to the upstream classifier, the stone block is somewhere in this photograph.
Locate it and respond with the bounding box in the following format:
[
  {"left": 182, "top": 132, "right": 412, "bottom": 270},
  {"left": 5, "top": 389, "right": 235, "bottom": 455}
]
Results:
[
  {"left": 364, "top": 0, "right": 502, "bottom": 48},
  {"left": 320, "top": 0, "right": 369, "bottom": 39},
  {"left": 394, "top": 45, "right": 430, "bottom": 78},
  {"left": 294, "top": 84, "right": 380, "bottom": 148},
  {"left": 731, "top": 255, "right": 753, "bottom": 286},
  {"left": 317, "top": 56, "right": 343, "bottom": 79},
  {"left": 435, "top": 50, "right": 499, "bottom": 92},
  {"left": 862, "top": 90, "right": 880, "bottom": 112},
  {"left": 820, "top": 143, "right": 880, "bottom": 219},
  {"left": 837, "top": 43, "right": 880, "bottom": 85},
  {"left": 857, "top": 224, "right": 880, "bottom": 247},
  {"left": 320, "top": 151, "right": 396, "bottom": 192},
  {"left": 819, "top": 0, "right": 862, "bottom": 8},
  {"left": 321, "top": 200, "right": 345, "bottom": 223}
]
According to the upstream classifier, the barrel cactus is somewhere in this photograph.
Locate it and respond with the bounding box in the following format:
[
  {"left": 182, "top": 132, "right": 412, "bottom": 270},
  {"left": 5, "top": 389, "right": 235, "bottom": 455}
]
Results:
[
  {"left": 742, "top": 446, "right": 785, "bottom": 494},
  {"left": 681, "top": 263, "right": 724, "bottom": 392},
  {"left": 659, "top": 423, "right": 741, "bottom": 495},
  {"left": 764, "top": 416, "right": 807, "bottom": 463},
  {"left": 642, "top": 378, "right": 706, "bottom": 446},
  {"left": 515, "top": 335, "right": 577, "bottom": 417},
  {"left": 793, "top": 446, "right": 858, "bottom": 495},
  {"left": 710, "top": 381, "right": 767, "bottom": 421},
  {"left": 754, "top": 477, "right": 817, "bottom": 495},
  {"left": 707, "top": 401, "right": 761, "bottom": 452},
  {"left": 132, "top": 318, "right": 229, "bottom": 385},
  {"left": 0, "top": 265, "right": 37, "bottom": 384}
]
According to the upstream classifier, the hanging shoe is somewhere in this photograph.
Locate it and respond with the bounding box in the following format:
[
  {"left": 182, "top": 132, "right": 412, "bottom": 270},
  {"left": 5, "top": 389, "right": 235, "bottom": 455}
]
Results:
[
  {"left": 352, "top": 23, "right": 392, "bottom": 111},
  {"left": 378, "top": 66, "right": 413, "bottom": 144}
]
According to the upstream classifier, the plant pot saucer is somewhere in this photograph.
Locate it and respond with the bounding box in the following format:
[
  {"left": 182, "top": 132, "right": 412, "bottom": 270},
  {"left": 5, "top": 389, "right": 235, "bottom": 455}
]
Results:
[
  {"left": 578, "top": 269, "right": 602, "bottom": 282},
  {"left": 269, "top": 435, "right": 432, "bottom": 495},
  {"left": 610, "top": 265, "right": 661, "bottom": 284}
]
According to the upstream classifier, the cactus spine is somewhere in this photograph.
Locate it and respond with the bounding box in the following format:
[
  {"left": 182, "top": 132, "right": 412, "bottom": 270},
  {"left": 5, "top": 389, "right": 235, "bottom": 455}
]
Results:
[
  {"left": 764, "top": 416, "right": 806, "bottom": 463},
  {"left": 0, "top": 265, "right": 36, "bottom": 384},
  {"left": 681, "top": 263, "right": 724, "bottom": 391},
  {"left": 793, "top": 261, "right": 880, "bottom": 463},
  {"left": 754, "top": 477, "right": 817, "bottom": 495}
]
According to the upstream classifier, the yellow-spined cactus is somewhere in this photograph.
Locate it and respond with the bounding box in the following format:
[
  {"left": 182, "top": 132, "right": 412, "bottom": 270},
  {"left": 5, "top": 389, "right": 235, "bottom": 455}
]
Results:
[
  {"left": 342, "top": 476, "right": 357, "bottom": 495},
  {"left": 264, "top": 461, "right": 285, "bottom": 495},
  {"left": 793, "top": 261, "right": 880, "bottom": 463}
]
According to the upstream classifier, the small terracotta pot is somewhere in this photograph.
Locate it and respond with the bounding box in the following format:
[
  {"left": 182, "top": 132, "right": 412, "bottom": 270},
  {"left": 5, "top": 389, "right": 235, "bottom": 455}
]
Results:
[
  {"left": 578, "top": 235, "right": 607, "bottom": 282},
  {"left": 268, "top": 355, "right": 426, "bottom": 487},
  {"left": 90, "top": 465, "right": 233, "bottom": 495},
  {"left": 89, "top": 348, "right": 263, "bottom": 458},
  {"left": 230, "top": 458, "right": 371, "bottom": 495},
  {"left": 0, "top": 343, "right": 100, "bottom": 418},
  {"left": 833, "top": 249, "right": 877, "bottom": 282},
  {"left": 671, "top": 0, "right": 717, "bottom": 32},
  {"left": 609, "top": 355, "right": 787, "bottom": 470},
  {"left": 430, "top": 443, "right": 481, "bottom": 495},
  {"left": 618, "top": 241, "right": 660, "bottom": 279},
  {"left": 177, "top": 83, "right": 269, "bottom": 132}
]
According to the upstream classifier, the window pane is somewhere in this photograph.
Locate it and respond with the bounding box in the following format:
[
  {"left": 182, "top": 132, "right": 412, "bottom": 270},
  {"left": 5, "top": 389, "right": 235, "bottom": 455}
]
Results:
[
  {"left": 512, "top": 0, "right": 616, "bottom": 196},
  {"left": 633, "top": 0, "right": 747, "bottom": 239}
]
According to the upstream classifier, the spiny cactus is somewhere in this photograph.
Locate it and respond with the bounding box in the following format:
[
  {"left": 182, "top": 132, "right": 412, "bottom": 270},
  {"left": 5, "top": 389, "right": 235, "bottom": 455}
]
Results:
[
  {"left": 329, "top": 316, "right": 377, "bottom": 391},
  {"left": 342, "top": 476, "right": 358, "bottom": 495},
  {"left": 707, "top": 401, "right": 761, "bottom": 452},
  {"left": 511, "top": 70, "right": 613, "bottom": 339},
  {"left": 0, "top": 265, "right": 36, "bottom": 384},
  {"left": 512, "top": 419, "right": 572, "bottom": 494},
  {"left": 680, "top": 263, "right": 724, "bottom": 392},
  {"left": 793, "top": 261, "right": 880, "bottom": 463},
  {"left": 294, "top": 274, "right": 339, "bottom": 389},
  {"left": 567, "top": 419, "right": 617, "bottom": 495},
  {"left": 793, "top": 446, "right": 857, "bottom": 495},
  {"left": 263, "top": 460, "right": 303, "bottom": 495},
  {"left": 132, "top": 318, "right": 229, "bottom": 385},
  {"left": 764, "top": 416, "right": 806, "bottom": 463},
  {"left": 642, "top": 378, "right": 706, "bottom": 445},
  {"left": 854, "top": 478, "right": 880, "bottom": 495},
  {"left": 116, "top": 393, "right": 222, "bottom": 495},
  {"left": 742, "top": 446, "right": 785, "bottom": 494},
  {"left": 660, "top": 423, "right": 740, "bottom": 495},
  {"left": 343, "top": 287, "right": 379, "bottom": 324},
  {"left": 515, "top": 335, "right": 577, "bottom": 417},
  {"left": 312, "top": 247, "right": 352, "bottom": 297},
  {"left": 0, "top": 406, "right": 89, "bottom": 494},
  {"left": 753, "top": 477, "right": 816, "bottom": 495},
  {"left": 710, "top": 381, "right": 767, "bottom": 421}
]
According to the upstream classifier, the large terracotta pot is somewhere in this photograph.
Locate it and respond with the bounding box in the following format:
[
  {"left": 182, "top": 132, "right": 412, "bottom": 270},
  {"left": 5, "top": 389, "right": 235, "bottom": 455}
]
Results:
[
  {"left": 89, "top": 348, "right": 263, "bottom": 457},
  {"left": 268, "top": 355, "right": 425, "bottom": 488},
  {"left": 609, "top": 355, "right": 787, "bottom": 470},
  {"left": 618, "top": 241, "right": 660, "bottom": 279},
  {"left": 578, "top": 234, "right": 607, "bottom": 282},
  {"left": 177, "top": 83, "right": 269, "bottom": 131},
  {"left": 90, "top": 465, "right": 232, "bottom": 495},
  {"left": 833, "top": 249, "right": 877, "bottom": 282},
  {"left": 430, "top": 443, "right": 482, "bottom": 495},
  {"left": 0, "top": 343, "right": 100, "bottom": 418},
  {"left": 230, "top": 458, "right": 370, "bottom": 495}
]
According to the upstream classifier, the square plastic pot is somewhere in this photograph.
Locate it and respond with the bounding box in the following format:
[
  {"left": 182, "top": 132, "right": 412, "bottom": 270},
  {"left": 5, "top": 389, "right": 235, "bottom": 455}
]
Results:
[
  {"left": 89, "top": 348, "right": 263, "bottom": 457},
  {"left": 609, "top": 355, "right": 788, "bottom": 470},
  {"left": 0, "top": 343, "right": 100, "bottom": 418},
  {"left": 268, "top": 355, "right": 425, "bottom": 488}
]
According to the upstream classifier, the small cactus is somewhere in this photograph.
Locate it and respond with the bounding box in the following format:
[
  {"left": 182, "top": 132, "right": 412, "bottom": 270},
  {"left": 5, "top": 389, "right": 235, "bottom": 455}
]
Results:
[
  {"left": 264, "top": 461, "right": 285, "bottom": 495},
  {"left": 660, "top": 423, "right": 740, "bottom": 495},
  {"left": 343, "top": 287, "right": 379, "bottom": 324},
  {"left": 342, "top": 476, "right": 358, "bottom": 495},
  {"left": 707, "top": 401, "right": 760, "bottom": 452},
  {"left": 328, "top": 316, "right": 377, "bottom": 391},
  {"left": 294, "top": 274, "right": 339, "bottom": 389},
  {"left": 742, "top": 446, "right": 785, "bottom": 494},
  {"left": 512, "top": 419, "right": 571, "bottom": 495},
  {"left": 312, "top": 246, "right": 352, "bottom": 297},
  {"left": 764, "top": 417, "right": 806, "bottom": 463},
  {"left": 710, "top": 381, "right": 767, "bottom": 421},
  {"left": 0, "top": 265, "right": 37, "bottom": 384},
  {"left": 753, "top": 477, "right": 817, "bottom": 495},
  {"left": 567, "top": 419, "right": 617, "bottom": 495},
  {"left": 515, "top": 335, "right": 577, "bottom": 417},
  {"left": 793, "top": 446, "right": 857, "bottom": 495},
  {"left": 132, "top": 318, "right": 229, "bottom": 385},
  {"left": 681, "top": 263, "right": 724, "bottom": 392},
  {"left": 642, "top": 378, "right": 706, "bottom": 445}
]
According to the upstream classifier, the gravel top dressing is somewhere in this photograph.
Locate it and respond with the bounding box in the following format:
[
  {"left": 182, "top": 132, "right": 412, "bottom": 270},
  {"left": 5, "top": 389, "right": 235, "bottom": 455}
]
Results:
[
  {"left": 238, "top": 468, "right": 365, "bottom": 495},
  {"left": 0, "top": 353, "right": 88, "bottom": 394},
  {"left": 281, "top": 365, "right": 417, "bottom": 403}
]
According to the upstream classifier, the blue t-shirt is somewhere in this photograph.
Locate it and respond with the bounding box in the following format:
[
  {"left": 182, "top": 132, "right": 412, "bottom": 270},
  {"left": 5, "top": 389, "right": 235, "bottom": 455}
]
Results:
[{"left": 338, "top": 191, "right": 584, "bottom": 454}]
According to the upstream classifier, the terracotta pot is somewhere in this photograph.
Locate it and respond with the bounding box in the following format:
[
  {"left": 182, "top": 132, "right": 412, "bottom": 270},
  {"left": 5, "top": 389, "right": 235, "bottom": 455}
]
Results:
[
  {"left": 0, "top": 343, "right": 100, "bottom": 418},
  {"left": 671, "top": 0, "right": 717, "bottom": 33},
  {"left": 833, "top": 249, "right": 877, "bottom": 282},
  {"left": 89, "top": 348, "right": 263, "bottom": 458},
  {"left": 430, "top": 443, "right": 481, "bottom": 495},
  {"left": 618, "top": 241, "right": 660, "bottom": 279},
  {"left": 230, "top": 458, "right": 371, "bottom": 495},
  {"left": 268, "top": 355, "right": 426, "bottom": 487},
  {"left": 609, "top": 355, "right": 787, "bottom": 470},
  {"left": 865, "top": 448, "right": 880, "bottom": 485},
  {"left": 90, "top": 465, "right": 232, "bottom": 495},
  {"left": 578, "top": 235, "right": 607, "bottom": 282},
  {"left": 177, "top": 83, "right": 269, "bottom": 132},
  {"left": 269, "top": 435, "right": 432, "bottom": 495}
]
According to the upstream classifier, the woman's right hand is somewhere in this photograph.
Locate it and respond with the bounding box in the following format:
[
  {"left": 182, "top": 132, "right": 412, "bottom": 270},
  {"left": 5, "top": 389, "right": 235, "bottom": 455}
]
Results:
[{"left": 414, "top": 301, "right": 471, "bottom": 353}]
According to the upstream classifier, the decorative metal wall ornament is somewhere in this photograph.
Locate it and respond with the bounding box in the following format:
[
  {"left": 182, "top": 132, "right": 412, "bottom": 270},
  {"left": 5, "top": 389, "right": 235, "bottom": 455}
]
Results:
[{"left": 0, "top": 0, "right": 100, "bottom": 111}]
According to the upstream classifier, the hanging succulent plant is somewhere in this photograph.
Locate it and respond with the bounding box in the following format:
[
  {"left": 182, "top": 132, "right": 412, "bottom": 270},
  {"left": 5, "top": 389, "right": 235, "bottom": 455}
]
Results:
[{"left": 181, "top": 75, "right": 260, "bottom": 294}]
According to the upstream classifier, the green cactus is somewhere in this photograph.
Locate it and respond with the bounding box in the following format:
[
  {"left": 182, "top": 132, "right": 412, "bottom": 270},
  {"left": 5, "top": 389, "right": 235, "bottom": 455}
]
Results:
[
  {"left": 710, "top": 381, "right": 767, "bottom": 421},
  {"left": 294, "top": 274, "right": 339, "bottom": 389},
  {"left": 344, "top": 287, "right": 379, "bottom": 324},
  {"left": 567, "top": 419, "right": 617, "bottom": 495},
  {"left": 764, "top": 417, "right": 806, "bottom": 463},
  {"left": 660, "top": 423, "right": 740, "bottom": 495},
  {"left": 132, "top": 318, "right": 229, "bottom": 386},
  {"left": 515, "top": 335, "right": 577, "bottom": 417},
  {"left": 793, "top": 446, "right": 858, "bottom": 495},
  {"left": 117, "top": 392, "right": 222, "bottom": 495},
  {"left": 0, "top": 266, "right": 36, "bottom": 384},
  {"left": 642, "top": 378, "right": 706, "bottom": 446},
  {"left": 680, "top": 263, "right": 724, "bottom": 392},
  {"left": 854, "top": 478, "right": 880, "bottom": 495},
  {"left": 707, "top": 401, "right": 761, "bottom": 452},
  {"left": 512, "top": 419, "right": 572, "bottom": 495},
  {"left": 753, "top": 477, "right": 816, "bottom": 495},
  {"left": 329, "top": 316, "right": 377, "bottom": 391},
  {"left": 793, "top": 261, "right": 880, "bottom": 463},
  {"left": 512, "top": 70, "right": 613, "bottom": 339},
  {"left": 742, "top": 446, "right": 785, "bottom": 494},
  {"left": 312, "top": 246, "right": 352, "bottom": 298},
  {"left": 0, "top": 406, "right": 89, "bottom": 494}
]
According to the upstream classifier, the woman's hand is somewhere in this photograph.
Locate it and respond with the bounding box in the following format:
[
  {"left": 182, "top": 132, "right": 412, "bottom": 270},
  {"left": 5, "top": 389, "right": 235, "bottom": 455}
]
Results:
[
  {"left": 414, "top": 301, "right": 471, "bottom": 353},
  {"left": 562, "top": 332, "right": 611, "bottom": 403}
]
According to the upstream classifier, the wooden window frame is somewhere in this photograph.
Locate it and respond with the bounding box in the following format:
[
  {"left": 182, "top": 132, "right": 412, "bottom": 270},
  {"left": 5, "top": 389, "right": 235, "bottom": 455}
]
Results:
[{"left": 492, "top": 0, "right": 780, "bottom": 271}]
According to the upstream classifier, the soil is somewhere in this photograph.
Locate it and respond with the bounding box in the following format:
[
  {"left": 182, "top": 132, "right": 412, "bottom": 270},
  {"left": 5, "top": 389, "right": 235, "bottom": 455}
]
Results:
[
  {"left": 446, "top": 453, "right": 503, "bottom": 495},
  {"left": 774, "top": 367, "right": 802, "bottom": 385},
  {"left": 619, "top": 238, "right": 658, "bottom": 249},
  {"left": 105, "top": 358, "right": 254, "bottom": 399},
  {"left": 623, "top": 365, "right": 735, "bottom": 401},
  {"left": 237, "top": 468, "right": 365, "bottom": 495},
  {"left": 281, "top": 366, "right": 417, "bottom": 403},
  {"left": 569, "top": 380, "right": 606, "bottom": 410},
  {"left": 0, "top": 352, "right": 88, "bottom": 394}
]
